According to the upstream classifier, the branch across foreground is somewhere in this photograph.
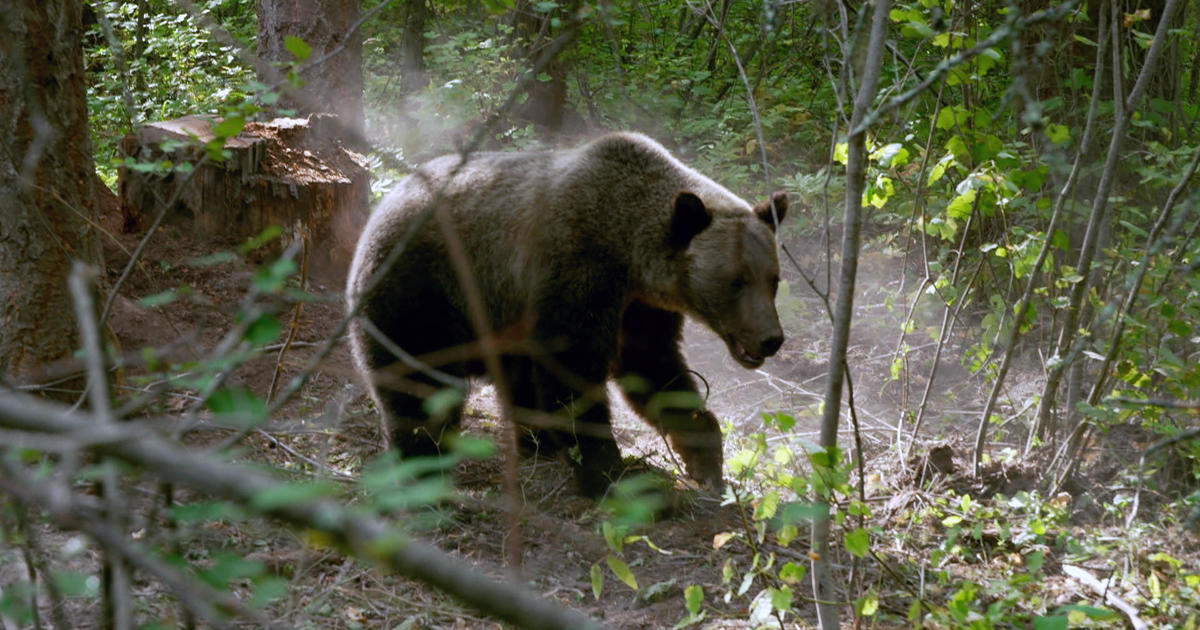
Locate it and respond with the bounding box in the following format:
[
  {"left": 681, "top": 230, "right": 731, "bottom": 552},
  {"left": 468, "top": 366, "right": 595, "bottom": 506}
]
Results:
[{"left": 0, "top": 390, "right": 606, "bottom": 630}]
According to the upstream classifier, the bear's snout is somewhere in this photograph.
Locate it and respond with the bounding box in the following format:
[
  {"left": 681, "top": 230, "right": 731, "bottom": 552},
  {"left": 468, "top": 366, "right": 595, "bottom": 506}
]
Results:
[
  {"left": 727, "top": 330, "right": 784, "bottom": 369},
  {"left": 760, "top": 334, "right": 784, "bottom": 357}
]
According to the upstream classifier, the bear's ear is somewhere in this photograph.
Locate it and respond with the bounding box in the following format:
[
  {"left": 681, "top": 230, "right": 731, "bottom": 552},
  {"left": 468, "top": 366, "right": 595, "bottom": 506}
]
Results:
[
  {"left": 753, "top": 191, "right": 789, "bottom": 231},
  {"left": 669, "top": 191, "right": 712, "bottom": 248}
]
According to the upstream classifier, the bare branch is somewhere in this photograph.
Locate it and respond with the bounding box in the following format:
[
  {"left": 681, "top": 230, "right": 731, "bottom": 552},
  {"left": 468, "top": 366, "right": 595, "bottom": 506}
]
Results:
[{"left": 0, "top": 390, "right": 607, "bottom": 630}]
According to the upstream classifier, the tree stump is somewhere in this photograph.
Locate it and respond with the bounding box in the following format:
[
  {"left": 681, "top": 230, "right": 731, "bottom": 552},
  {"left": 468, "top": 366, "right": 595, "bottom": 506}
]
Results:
[{"left": 118, "top": 114, "right": 369, "bottom": 281}]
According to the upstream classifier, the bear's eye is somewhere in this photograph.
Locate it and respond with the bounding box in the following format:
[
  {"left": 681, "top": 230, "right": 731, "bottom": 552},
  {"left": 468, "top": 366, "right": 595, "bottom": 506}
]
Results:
[{"left": 730, "top": 278, "right": 749, "bottom": 291}]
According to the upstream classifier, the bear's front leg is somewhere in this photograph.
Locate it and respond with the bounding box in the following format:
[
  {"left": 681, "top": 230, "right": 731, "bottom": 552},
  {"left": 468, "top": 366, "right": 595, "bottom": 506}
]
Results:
[
  {"left": 528, "top": 360, "right": 623, "bottom": 497},
  {"left": 527, "top": 289, "right": 626, "bottom": 496},
  {"left": 616, "top": 301, "right": 725, "bottom": 491}
]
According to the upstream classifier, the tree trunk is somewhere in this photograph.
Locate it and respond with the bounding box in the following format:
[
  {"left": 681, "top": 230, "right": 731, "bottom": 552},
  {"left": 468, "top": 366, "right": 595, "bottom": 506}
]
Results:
[
  {"left": 811, "top": 2, "right": 891, "bottom": 628},
  {"left": 257, "top": 0, "right": 365, "bottom": 137},
  {"left": 0, "top": 0, "right": 103, "bottom": 388},
  {"left": 509, "top": 0, "right": 575, "bottom": 133},
  {"left": 401, "top": 0, "right": 428, "bottom": 94}
]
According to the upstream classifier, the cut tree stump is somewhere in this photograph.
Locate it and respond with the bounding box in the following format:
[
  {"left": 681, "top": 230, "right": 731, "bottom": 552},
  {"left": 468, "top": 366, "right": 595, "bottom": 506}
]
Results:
[{"left": 118, "top": 114, "right": 370, "bottom": 280}]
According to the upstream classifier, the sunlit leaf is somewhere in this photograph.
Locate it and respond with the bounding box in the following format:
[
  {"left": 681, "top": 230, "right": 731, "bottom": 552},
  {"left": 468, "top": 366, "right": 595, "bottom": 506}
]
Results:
[
  {"left": 606, "top": 555, "right": 638, "bottom": 590},
  {"left": 284, "top": 35, "right": 311, "bottom": 61}
]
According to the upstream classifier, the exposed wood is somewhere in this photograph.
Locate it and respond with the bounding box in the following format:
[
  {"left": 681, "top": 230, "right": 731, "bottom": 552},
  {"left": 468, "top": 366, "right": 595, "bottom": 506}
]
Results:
[{"left": 118, "top": 114, "right": 370, "bottom": 280}]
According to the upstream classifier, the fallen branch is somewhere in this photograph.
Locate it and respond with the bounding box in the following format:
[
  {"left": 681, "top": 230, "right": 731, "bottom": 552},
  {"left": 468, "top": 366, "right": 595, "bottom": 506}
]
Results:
[
  {"left": 0, "top": 389, "right": 606, "bottom": 630},
  {"left": 1062, "top": 564, "right": 1147, "bottom": 630}
]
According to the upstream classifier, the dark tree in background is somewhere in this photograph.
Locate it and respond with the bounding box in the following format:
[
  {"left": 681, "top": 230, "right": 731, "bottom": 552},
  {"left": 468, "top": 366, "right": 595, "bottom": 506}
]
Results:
[
  {"left": 401, "top": 0, "right": 428, "bottom": 94},
  {"left": 509, "top": 0, "right": 575, "bottom": 133},
  {"left": 257, "top": 0, "right": 365, "bottom": 136},
  {"left": 0, "top": 0, "right": 102, "bottom": 387}
]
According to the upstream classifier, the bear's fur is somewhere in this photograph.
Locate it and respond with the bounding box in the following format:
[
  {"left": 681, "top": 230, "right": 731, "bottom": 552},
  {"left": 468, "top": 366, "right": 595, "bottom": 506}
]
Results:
[{"left": 347, "top": 132, "right": 787, "bottom": 496}]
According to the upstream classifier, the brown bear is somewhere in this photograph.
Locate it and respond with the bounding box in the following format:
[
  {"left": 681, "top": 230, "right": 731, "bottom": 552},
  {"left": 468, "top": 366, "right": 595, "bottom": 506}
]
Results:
[{"left": 347, "top": 132, "right": 787, "bottom": 496}]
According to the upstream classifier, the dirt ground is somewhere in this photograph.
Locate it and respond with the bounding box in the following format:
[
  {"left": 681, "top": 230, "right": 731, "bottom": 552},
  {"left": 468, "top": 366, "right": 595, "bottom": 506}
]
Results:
[{"left": 54, "top": 203, "right": 1190, "bottom": 630}]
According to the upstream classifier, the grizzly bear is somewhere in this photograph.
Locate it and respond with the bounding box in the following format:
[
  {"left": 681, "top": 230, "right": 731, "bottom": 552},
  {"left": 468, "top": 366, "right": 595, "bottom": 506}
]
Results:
[{"left": 347, "top": 132, "right": 787, "bottom": 496}]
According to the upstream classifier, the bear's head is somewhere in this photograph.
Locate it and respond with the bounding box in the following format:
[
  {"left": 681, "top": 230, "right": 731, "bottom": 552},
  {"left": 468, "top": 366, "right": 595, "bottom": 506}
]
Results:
[{"left": 673, "top": 191, "right": 788, "bottom": 369}]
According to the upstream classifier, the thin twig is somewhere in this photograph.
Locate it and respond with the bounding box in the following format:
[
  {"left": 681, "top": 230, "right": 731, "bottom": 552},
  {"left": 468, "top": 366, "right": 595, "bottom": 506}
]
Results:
[
  {"left": 68, "top": 262, "right": 132, "bottom": 630},
  {"left": 267, "top": 230, "right": 310, "bottom": 405}
]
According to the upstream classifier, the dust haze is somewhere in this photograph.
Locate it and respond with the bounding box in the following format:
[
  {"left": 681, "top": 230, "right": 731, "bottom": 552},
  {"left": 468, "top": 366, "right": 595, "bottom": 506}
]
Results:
[{"left": 357, "top": 86, "right": 1019, "bottom": 469}]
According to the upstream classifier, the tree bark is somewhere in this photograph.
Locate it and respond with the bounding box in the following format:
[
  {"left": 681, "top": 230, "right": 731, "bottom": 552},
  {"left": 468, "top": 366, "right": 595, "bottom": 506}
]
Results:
[
  {"left": 257, "top": 0, "right": 365, "bottom": 136},
  {"left": 401, "top": 0, "right": 428, "bottom": 94},
  {"left": 0, "top": 0, "right": 103, "bottom": 388}
]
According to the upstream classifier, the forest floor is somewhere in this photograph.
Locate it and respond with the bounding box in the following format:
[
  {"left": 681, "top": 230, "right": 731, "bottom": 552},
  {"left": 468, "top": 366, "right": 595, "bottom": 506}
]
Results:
[{"left": 62, "top": 206, "right": 1199, "bottom": 629}]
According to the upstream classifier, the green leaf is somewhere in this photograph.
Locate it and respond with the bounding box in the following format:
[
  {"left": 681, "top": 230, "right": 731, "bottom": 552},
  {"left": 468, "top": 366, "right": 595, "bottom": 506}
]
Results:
[
  {"left": 833, "top": 142, "right": 849, "bottom": 165},
  {"left": 779, "top": 561, "right": 807, "bottom": 584},
  {"left": 52, "top": 571, "right": 95, "bottom": 597},
  {"left": 872, "top": 142, "right": 909, "bottom": 167},
  {"left": 139, "top": 289, "right": 179, "bottom": 308},
  {"left": 253, "top": 257, "right": 298, "bottom": 293},
  {"left": 770, "top": 586, "right": 793, "bottom": 612},
  {"left": 777, "top": 524, "right": 798, "bottom": 547},
  {"left": 928, "top": 153, "right": 955, "bottom": 185},
  {"left": 1052, "top": 229, "right": 1070, "bottom": 250},
  {"left": 284, "top": 36, "right": 311, "bottom": 61},
  {"left": 946, "top": 189, "right": 976, "bottom": 219},
  {"left": 423, "top": 387, "right": 465, "bottom": 418},
  {"left": 244, "top": 314, "right": 281, "bottom": 346},
  {"left": 754, "top": 491, "right": 780, "bottom": 521},
  {"left": 606, "top": 554, "right": 639, "bottom": 590},
  {"left": 684, "top": 584, "right": 703, "bottom": 616},
  {"left": 188, "top": 251, "right": 238, "bottom": 266},
  {"left": 858, "top": 592, "right": 879, "bottom": 616},
  {"left": 1046, "top": 123, "right": 1071, "bottom": 145},
  {"left": 1032, "top": 615, "right": 1068, "bottom": 630},
  {"left": 845, "top": 527, "right": 870, "bottom": 557},
  {"left": 1026, "top": 549, "right": 1045, "bottom": 574},
  {"left": 171, "top": 501, "right": 244, "bottom": 523},
  {"left": 251, "top": 480, "right": 340, "bottom": 512},
  {"left": 206, "top": 387, "right": 267, "bottom": 423},
  {"left": 199, "top": 551, "right": 265, "bottom": 588},
  {"left": 213, "top": 116, "right": 245, "bottom": 139},
  {"left": 482, "top": 0, "right": 515, "bottom": 13},
  {"left": 447, "top": 434, "right": 497, "bottom": 459},
  {"left": 250, "top": 576, "right": 289, "bottom": 608},
  {"left": 240, "top": 225, "right": 285, "bottom": 254},
  {"left": 945, "top": 135, "right": 970, "bottom": 161},
  {"left": 602, "top": 520, "right": 624, "bottom": 553},
  {"left": 1050, "top": 604, "right": 1119, "bottom": 620},
  {"left": 935, "top": 106, "right": 958, "bottom": 130},
  {"left": 590, "top": 563, "right": 603, "bottom": 599},
  {"left": 763, "top": 412, "right": 796, "bottom": 431}
]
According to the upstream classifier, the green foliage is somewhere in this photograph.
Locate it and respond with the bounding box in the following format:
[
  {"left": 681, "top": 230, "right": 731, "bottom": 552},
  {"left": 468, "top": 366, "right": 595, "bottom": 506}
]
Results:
[
  {"left": 69, "top": 0, "right": 1200, "bottom": 626},
  {"left": 85, "top": 0, "right": 258, "bottom": 184}
]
